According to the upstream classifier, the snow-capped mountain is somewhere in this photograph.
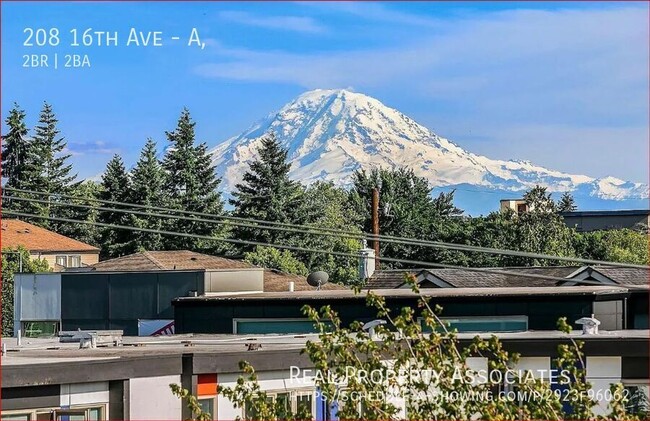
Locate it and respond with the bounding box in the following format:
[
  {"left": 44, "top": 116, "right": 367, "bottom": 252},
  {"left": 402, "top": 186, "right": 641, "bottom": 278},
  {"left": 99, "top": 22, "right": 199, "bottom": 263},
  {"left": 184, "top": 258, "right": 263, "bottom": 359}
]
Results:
[{"left": 210, "top": 89, "right": 648, "bottom": 214}]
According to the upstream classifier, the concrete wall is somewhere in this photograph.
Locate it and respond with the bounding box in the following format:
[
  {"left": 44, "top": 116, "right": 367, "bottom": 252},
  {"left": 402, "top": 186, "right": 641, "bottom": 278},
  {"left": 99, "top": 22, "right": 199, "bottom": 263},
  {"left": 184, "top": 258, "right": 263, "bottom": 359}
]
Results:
[
  {"left": 129, "top": 375, "right": 182, "bottom": 420},
  {"left": 14, "top": 273, "right": 61, "bottom": 337}
]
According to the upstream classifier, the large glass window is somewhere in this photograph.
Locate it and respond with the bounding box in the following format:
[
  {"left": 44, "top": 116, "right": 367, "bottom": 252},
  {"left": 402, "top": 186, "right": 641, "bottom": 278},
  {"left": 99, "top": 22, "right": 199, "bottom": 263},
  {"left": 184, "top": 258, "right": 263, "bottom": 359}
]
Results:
[
  {"left": 421, "top": 316, "right": 528, "bottom": 333},
  {"left": 243, "top": 390, "right": 314, "bottom": 420},
  {"left": 197, "top": 398, "right": 215, "bottom": 419},
  {"left": 234, "top": 319, "right": 332, "bottom": 334},
  {"left": 22, "top": 321, "right": 59, "bottom": 338}
]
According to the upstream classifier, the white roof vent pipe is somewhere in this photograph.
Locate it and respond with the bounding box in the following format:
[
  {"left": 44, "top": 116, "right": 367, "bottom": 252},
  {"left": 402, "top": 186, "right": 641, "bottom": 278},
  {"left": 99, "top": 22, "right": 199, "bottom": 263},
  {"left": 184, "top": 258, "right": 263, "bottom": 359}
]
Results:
[
  {"left": 358, "top": 241, "right": 376, "bottom": 281},
  {"left": 363, "top": 319, "right": 387, "bottom": 341},
  {"left": 575, "top": 315, "right": 601, "bottom": 335}
]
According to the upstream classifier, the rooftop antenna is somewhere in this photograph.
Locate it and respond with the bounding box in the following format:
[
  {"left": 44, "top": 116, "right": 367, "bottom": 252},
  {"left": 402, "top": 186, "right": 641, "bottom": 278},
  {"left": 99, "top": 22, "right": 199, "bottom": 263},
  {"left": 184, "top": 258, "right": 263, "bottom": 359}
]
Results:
[{"left": 306, "top": 271, "right": 329, "bottom": 291}]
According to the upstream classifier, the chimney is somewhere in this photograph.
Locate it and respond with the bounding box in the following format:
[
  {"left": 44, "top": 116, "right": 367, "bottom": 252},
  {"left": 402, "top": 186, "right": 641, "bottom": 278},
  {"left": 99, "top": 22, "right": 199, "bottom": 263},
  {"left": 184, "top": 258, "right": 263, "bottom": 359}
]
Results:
[
  {"left": 358, "top": 242, "right": 376, "bottom": 281},
  {"left": 575, "top": 315, "right": 601, "bottom": 335}
]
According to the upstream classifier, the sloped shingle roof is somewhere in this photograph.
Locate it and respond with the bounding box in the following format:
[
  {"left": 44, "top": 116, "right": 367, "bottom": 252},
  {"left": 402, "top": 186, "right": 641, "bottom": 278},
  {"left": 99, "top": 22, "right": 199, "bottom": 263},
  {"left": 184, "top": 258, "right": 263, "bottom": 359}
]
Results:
[
  {"left": 1, "top": 219, "right": 99, "bottom": 253},
  {"left": 366, "top": 265, "right": 649, "bottom": 289},
  {"left": 88, "top": 250, "right": 346, "bottom": 292}
]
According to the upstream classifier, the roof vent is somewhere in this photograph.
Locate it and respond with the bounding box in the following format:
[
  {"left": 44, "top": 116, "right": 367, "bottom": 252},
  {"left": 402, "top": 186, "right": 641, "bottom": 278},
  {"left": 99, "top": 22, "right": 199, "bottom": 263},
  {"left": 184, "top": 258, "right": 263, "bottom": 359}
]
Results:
[{"left": 575, "top": 315, "right": 601, "bottom": 335}]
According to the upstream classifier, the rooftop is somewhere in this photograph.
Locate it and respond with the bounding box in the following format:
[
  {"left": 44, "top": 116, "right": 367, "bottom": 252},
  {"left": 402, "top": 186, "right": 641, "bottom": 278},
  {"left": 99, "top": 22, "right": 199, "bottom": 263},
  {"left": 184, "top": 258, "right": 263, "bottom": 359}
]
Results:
[
  {"left": 0, "top": 219, "right": 99, "bottom": 253},
  {"left": 366, "top": 266, "right": 650, "bottom": 289},
  {"left": 3, "top": 329, "right": 647, "bottom": 368},
  {"left": 80, "top": 250, "right": 346, "bottom": 292},
  {"left": 560, "top": 209, "right": 650, "bottom": 217},
  {"left": 173, "top": 285, "right": 634, "bottom": 302}
]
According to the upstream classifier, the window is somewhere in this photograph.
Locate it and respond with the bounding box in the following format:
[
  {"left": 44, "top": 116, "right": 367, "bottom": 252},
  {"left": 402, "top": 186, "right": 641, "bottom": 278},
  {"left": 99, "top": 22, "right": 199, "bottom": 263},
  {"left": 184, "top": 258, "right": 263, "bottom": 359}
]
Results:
[
  {"left": 234, "top": 318, "right": 333, "bottom": 334},
  {"left": 197, "top": 398, "right": 215, "bottom": 419},
  {"left": 243, "top": 390, "right": 314, "bottom": 420},
  {"left": 54, "top": 255, "right": 82, "bottom": 268},
  {"left": 1, "top": 414, "right": 32, "bottom": 421},
  {"left": 623, "top": 382, "right": 650, "bottom": 417},
  {"left": 420, "top": 316, "right": 528, "bottom": 333},
  {"left": 2, "top": 407, "right": 103, "bottom": 421},
  {"left": 22, "top": 321, "right": 59, "bottom": 338}
]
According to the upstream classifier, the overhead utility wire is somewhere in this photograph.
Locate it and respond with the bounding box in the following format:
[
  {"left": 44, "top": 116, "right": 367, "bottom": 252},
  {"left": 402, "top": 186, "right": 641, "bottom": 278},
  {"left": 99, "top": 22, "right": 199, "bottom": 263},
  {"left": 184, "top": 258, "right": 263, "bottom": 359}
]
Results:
[
  {"left": 3, "top": 188, "right": 648, "bottom": 270},
  {"left": 2, "top": 209, "right": 641, "bottom": 289}
]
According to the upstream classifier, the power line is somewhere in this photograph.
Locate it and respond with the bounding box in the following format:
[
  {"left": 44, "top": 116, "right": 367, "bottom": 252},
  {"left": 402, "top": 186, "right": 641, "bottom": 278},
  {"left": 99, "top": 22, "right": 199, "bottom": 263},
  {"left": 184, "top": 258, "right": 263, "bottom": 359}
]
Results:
[
  {"left": 2, "top": 209, "right": 641, "bottom": 288},
  {"left": 3, "top": 188, "right": 648, "bottom": 269}
]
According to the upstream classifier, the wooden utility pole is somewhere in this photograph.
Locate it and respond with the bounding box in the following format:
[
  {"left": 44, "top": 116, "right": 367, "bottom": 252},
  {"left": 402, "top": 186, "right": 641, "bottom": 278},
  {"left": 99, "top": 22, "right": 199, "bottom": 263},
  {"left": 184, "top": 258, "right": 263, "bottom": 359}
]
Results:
[{"left": 371, "top": 187, "right": 380, "bottom": 267}]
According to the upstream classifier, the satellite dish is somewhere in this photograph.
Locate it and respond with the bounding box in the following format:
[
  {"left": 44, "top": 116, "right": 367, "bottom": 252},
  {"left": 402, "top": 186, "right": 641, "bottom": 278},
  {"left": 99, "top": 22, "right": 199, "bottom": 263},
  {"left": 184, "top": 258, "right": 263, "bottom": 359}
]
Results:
[{"left": 306, "top": 271, "right": 329, "bottom": 290}]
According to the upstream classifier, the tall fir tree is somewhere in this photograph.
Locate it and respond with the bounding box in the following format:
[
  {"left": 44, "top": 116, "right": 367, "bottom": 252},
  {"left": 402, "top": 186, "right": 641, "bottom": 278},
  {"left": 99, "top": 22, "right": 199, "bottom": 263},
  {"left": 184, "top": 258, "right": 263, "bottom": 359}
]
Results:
[
  {"left": 162, "top": 109, "right": 224, "bottom": 251},
  {"left": 25, "top": 103, "right": 77, "bottom": 230},
  {"left": 1, "top": 103, "right": 35, "bottom": 214},
  {"left": 128, "top": 138, "right": 166, "bottom": 251},
  {"left": 2, "top": 103, "right": 29, "bottom": 188},
  {"left": 97, "top": 155, "right": 133, "bottom": 258},
  {"left": 558, "top": 191, "right": 577, "bottom": 212},
  {"left": 229, "top": 132, "right": 304, "bottom": 250}
]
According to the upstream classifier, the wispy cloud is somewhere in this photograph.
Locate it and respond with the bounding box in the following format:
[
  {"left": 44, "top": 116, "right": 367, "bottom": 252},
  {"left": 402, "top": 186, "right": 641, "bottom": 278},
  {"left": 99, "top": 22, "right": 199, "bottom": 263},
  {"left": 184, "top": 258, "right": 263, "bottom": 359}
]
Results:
[
  {"left": 218, "top": 11, "right": 326, "bottom": 33},
  {"left": 196, "top": 4, "right": 648, "bottom": 182},
  {"left": 66, "top": 140, "right": 121, "bottom": 156}
]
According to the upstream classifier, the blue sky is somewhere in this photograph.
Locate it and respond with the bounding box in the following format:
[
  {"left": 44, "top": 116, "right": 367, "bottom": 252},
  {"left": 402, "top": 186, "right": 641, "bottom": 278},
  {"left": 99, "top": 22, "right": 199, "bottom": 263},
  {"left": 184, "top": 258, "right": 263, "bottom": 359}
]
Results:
[{"left": 1, "top": 1, "right": 648, "bottom": 183}]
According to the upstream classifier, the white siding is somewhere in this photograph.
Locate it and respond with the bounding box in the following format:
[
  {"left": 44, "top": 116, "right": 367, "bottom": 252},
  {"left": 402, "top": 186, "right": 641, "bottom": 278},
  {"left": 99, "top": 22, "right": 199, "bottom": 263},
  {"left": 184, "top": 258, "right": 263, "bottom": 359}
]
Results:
[
  {"left": 129, "top": 375, "right": 182, "bottom": 420},
  {"left": 587, "top": 356, "right": 622, "bottom": 416},
  {"left": 60, "top": 382, "right": 109, "bottom": 407}
]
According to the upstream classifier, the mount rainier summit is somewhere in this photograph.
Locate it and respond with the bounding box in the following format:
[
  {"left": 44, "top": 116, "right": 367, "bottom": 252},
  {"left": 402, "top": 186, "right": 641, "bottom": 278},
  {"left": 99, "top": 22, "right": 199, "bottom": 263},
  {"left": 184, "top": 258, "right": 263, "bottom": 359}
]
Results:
[{"left": 210, "top": 89, "right": 648, "bottom": 215}]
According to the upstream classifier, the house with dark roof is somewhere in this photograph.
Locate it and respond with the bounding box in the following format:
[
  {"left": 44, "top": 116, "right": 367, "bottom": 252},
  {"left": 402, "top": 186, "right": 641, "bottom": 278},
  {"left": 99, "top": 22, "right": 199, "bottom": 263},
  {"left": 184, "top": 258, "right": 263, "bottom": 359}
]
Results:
[
  {"left": 560, "top": 209, "right": 650, "bottom": 232},
  {"left": 1, "top": 219, "right": 99, "bottom": 270},
  {"left": 83, "top": 250, "right": 346, "bottom": 292}
]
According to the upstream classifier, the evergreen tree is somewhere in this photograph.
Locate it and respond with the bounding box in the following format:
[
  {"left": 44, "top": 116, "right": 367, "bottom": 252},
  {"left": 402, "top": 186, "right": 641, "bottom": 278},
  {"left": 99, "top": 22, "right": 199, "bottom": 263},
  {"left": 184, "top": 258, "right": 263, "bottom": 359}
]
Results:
[
  {"left": 2, "top": 103, "right": 29, "bottom": 189},
  {"left": 229, "top": 132, "right": 303, "bottom": 250},
  {"left": 558, "top": 191, "right": 577, "bottom": 212},
  {"left": 2, "top": 103, "right": 32, "bottom": 214},
  {"left": 349, "top": 167, "right": 465, "bottom": 267},
  {"left": 129, "top": 138, "right": 166, "bottom": 251},
  {"left": 24, "top": 103, "right": 77, "bottom": 229},
  {"left": 97, "top": 155, "right": 132, "bottom": 258},
  {"left": 162, "top": 109, "right": 225, "bottom": 251},
  {"left": 56, "top": 180, "right": 102, "bottom": 247}
]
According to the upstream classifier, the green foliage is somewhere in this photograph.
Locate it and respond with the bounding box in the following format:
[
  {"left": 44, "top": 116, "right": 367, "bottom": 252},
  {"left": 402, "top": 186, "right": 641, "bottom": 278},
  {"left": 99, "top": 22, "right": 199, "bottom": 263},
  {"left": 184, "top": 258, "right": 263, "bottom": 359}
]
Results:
[
  {"left": 349, "top": 167, "right": 464, "bottom": 267},
  {"left": 558, "top": 192, "right": 577, "bottom": 212},
  {"left": 294, "top": 182, "right": 362, "bottom": 285},
  {"left": 98, "top": 155, "right": 133, "bottom": 258},
  {"left": 27, "top": 102, "right": 78, "bottom": 229},
  {"left": 1, "top": 247, "right": 50, "bottom": 336},
  {"left": 230, "top": 132, "right": 304, "bottom": 249},
  {"left": 128, "top": 138, "right": 166, "bottom": 251},
  {"left": 162, "top": 108, "right": 225, "bottom": 251},
  {"left": 2, "top": 103, "right": 30, "bottom": 192},
  {"left": 55, "top": 180, "right": 102, "bottom": 247},
  {"left": 574, "top": 229, "right": 649, "bottom": 265},
  {"left": 244, "top": 246, "right": 308, "bottom": 276},
  {"left": 170, "top": 383, "right": 213, "bottom": 421}
]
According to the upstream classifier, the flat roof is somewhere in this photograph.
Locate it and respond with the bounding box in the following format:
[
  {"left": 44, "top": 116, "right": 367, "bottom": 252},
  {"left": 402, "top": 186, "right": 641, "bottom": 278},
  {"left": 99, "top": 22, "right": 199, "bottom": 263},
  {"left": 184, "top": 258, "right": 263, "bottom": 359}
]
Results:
[
  {"left": 3, "top": 331, "right": 647, "bottom": 388},
  {"left": 2, "top": 329, "right": 648, "bottom": 366},
  {"left": 560, "top": 209, "right": 650, "bottom": 217},
  {"left": 173, "top": 285, "right": 633, "bottom": 302}
]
